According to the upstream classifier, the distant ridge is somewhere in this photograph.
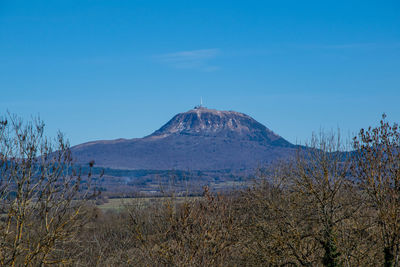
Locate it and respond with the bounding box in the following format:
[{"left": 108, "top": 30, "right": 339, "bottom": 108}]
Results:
[{"left": 71, "top": 107, "right": 297, "bottom": 170}]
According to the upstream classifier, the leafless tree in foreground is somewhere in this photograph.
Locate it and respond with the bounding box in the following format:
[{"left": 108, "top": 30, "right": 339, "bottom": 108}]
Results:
[
  {"left": 291, "top": 133, "right": 354, "bottom": 266},
  {"left": 0, "top": 114, "right": 97, "bottom": 266},
  {"left": 353, "top": 114, "right": 400, "bottom": 267},
  {"left": 239, "top": 131, "right": 382, "bottom": 266}
]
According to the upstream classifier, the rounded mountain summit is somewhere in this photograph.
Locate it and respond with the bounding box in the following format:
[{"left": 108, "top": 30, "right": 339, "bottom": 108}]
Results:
[{"left": 71, "top": 107, "right": 296, "bottom": 170}]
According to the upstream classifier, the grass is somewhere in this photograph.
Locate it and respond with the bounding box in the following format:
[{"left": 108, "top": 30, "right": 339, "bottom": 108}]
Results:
[{"left": 97, "top": 196, "right": 201, "bottom": 211}]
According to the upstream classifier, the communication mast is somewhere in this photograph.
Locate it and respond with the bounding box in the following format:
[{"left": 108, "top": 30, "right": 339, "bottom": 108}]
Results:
[{"left": 194, "top": 97, "right": 205, "bottom": 109}]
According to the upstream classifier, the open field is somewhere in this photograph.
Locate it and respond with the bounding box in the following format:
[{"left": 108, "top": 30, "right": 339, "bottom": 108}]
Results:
[
  {"left": 97, "top": 196, "right": 202, "bottom": 211},
  {"left": 86, "top": 167, "right": 254, "bottom": 197}
]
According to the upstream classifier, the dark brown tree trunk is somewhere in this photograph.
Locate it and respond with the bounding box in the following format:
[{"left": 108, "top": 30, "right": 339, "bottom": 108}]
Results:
[{"left": 384, "top": 246, "right": 394, "bottom": 267}]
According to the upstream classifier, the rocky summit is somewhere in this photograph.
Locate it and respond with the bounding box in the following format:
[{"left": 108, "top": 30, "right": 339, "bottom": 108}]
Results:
[{"left": 71, "top": 107, "right": 297, "bottom": 170}]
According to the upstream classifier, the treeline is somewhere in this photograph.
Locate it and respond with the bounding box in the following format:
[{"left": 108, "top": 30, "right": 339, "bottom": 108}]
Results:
[{"left": 0, "top": 114, "right": 399, "bottom": 266}]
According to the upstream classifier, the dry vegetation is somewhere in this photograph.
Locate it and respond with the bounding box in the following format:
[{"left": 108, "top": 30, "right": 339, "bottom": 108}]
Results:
[{"left": 1, "top": 113, "right": 400, "bottom": 266}]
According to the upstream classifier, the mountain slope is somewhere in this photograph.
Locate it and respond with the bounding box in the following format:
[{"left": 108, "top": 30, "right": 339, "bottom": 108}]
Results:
[{"left": 71, "top": 107, "right": 296, "bottom": 170}]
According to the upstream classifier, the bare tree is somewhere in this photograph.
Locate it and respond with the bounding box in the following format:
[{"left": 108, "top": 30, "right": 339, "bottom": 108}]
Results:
[
  {"left": 0, "top": 114, "right": 97, "bottom": 266},
  {"left": 353, "top": 114, "right": 400, "bottom": 267},
  {"left": 289, "top": 132, "right": 359, "bottom": 266},
  {"left": 239, "top": 162, "right": 322, "bottom": 266},
  {"left": 245, "top": 132, "right": 363, "bottom": 266}
]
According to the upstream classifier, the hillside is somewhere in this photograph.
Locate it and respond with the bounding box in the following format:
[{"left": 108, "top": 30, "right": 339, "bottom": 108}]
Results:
[{"left": 71, "top": 106, "right": 297, "bottom": 170}]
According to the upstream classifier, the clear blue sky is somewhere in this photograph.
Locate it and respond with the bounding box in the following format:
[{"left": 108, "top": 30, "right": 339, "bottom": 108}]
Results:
[{"left": 1, "top": 0, "right": 399, "bottom": 146}]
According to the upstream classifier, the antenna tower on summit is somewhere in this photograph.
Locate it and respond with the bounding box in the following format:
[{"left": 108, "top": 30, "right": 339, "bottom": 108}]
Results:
[{"left": 194, "top": 97, "right": 205, "bottom": 109}]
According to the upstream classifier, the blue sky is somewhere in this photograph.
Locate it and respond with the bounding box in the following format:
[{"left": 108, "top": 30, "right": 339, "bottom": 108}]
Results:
[{"left": 1, "top": 0, "right": 399, "bottom": 146}]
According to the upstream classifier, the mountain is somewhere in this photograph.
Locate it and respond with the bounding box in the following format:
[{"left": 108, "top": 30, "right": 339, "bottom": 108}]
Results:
[{"left": 71, "top": 107, "right": 297, "bottom": 170}]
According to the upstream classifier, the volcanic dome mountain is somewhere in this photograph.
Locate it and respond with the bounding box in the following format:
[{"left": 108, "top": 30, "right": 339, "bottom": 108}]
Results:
[{"left": 71, "top": 107, "right": 297, "bottom": 170}]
